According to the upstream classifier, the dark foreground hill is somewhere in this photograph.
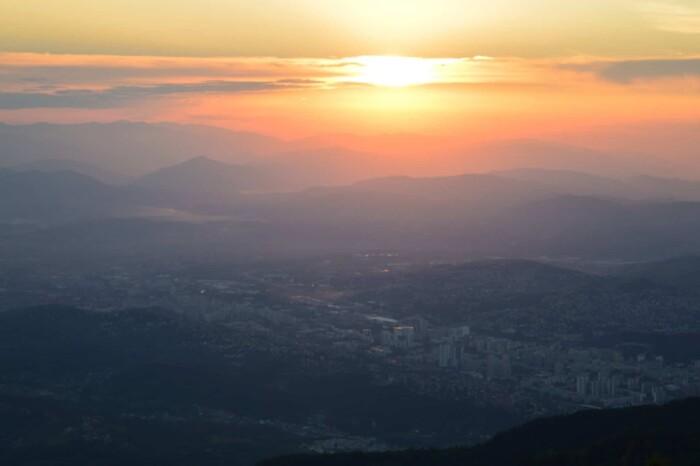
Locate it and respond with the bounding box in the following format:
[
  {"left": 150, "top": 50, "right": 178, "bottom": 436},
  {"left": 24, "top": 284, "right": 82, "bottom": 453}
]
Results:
[
  {"left": 260, "top": 397, "right": 700, "bottom": 466},
  {"left": 0, "top": 306, "right": 518, "bottom": 465}
]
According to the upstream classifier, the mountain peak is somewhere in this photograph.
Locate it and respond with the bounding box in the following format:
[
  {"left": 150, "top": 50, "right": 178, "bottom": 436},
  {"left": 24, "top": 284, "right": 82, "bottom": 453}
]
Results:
[
  {"left": 182, "top": 155, "right": 221, "bottom": 166},
  {"left": 132, "top": 156, "right": 264, "bottom": 202}
]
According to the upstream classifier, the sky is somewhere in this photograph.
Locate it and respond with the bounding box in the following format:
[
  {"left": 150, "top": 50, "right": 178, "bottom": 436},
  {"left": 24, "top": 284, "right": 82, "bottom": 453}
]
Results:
[{"left": 1, "top": 0, "right": 700, "bottom": 153}]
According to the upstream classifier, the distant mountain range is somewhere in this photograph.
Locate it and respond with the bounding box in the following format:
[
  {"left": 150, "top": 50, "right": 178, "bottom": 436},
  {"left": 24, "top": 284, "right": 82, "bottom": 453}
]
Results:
[
  {"left": 498, "top": 168, "right": 700, "bottom": 201},
  {"left": 0, "top": 121, "right": 282, "bottom": 175},
  {"left": 9, "top": 158, "right": 131, "bottom": 184},
  {"left": 5, "top": 160, "right": 700, "bottom": 259},
  {"left": 3, "top": 120, "right": 700, "bottom": 260},
  {"left": 2, "top": 122, "right": 696, "bottom": 185}
]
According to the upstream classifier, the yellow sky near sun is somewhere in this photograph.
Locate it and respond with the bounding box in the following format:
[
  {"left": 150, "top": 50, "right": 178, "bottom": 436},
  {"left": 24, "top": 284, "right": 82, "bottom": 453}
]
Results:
[{"left": 2, "top": 0, "right": 700, "bottom": 57}]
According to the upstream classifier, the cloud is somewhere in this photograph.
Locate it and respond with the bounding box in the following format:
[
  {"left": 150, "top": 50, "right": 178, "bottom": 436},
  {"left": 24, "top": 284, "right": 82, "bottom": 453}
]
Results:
[
  {"left": 0, "top": 53, "right": 540, "bottom": 110},
  {"left": 640, "top": 1, "right": 700, "bottom": 34},
  {"left": 0, "top": 80, "right": 295, "bottom": 109},
  {"left": 0, "top": 53, "right": 348, "bottom": 86},
  {"left": 0, "top": 53, "right": 365, "bottom": 109},
  {"left": 563, "top": 58, "right": 700, "bottom": 83}
]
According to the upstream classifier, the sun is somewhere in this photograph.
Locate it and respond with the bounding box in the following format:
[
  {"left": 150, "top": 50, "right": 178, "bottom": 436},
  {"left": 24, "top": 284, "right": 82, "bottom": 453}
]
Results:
[{"left": 354, "top": 56, "right": 438, "bottom": 87}]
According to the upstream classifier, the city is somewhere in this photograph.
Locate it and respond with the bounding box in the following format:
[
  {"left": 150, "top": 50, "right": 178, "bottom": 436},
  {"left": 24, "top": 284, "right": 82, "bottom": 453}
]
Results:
[{"left": 3, "top": 252, "right": 699, "bottom": 457}]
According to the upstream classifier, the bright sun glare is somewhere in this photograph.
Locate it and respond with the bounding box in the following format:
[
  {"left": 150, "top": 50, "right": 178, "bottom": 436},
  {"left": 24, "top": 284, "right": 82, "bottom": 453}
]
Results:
[{"left": 354, "top": 56, "right": 438, "bottom": 87}]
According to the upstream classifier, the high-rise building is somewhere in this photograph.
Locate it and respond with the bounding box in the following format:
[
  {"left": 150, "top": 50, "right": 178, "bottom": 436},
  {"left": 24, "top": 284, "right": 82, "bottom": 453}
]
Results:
[
  {"left": 576, "top": 375, "right": 589, "bottom": 397},
  {"left": 382, "top": 326, "right": 416, "bottom": 349},
  {"left": 438, "top": 342, "right": 459, "bottom": 368},
  {"left": 487, "top": 354, "right": 512, "bottom": 379}
]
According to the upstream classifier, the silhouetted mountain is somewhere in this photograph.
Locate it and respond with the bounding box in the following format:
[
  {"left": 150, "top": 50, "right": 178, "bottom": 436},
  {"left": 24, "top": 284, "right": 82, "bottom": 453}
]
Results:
[
  {"left": 243, "top": 175, "right": 700, "bottom": 259},
  {"left": 245, "top": 173, "right": 556, "bottom": 241},
  {"left": 627, "top": 175, "right": 700, "bottom": 201},
  {"left": 10, "top": 158, "right": 130, "bottom": 184},
  {"left": 6, "top": 122, "right": 692, "bottom": 186},
  {"left": 0, "top": 122, "right": 283, "bottom": 175},
  {"left": 495, "top": 168, "right": 631, "bottom": 198},
  {"left": 500, "top": 196, "right": 700, "bottom": 258},
  {"left": 2, "top": 165, "right": 700, "bottom": 260},
  {"left": 496, "top": 169, "right": 700, "bottom": 202},
  {"left": 0, "top": 169, "right": 132, "bottom": 223},
  {"left": 616, "top": 256, "right": 700, "bottom": 294},
  {"left": 260, "top": 397, "right": 700, "bottom": 466},
  {"left": 11, "top": 191, "right": 700, "bottom": 262},
  {"left": 132, "top": 156, "right": 264, "bottom": 205}
]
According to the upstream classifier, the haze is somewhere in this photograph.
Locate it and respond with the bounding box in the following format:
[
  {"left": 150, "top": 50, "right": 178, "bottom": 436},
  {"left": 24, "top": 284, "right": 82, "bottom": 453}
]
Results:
[{"left": 3, "top": 3, "right": 700, "bottom": 466}]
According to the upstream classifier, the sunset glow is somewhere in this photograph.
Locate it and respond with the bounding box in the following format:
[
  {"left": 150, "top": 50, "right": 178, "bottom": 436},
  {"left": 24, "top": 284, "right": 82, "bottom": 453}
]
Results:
[
  {"left": 353, "top": 56, "right": 446, "bottom": 87},
  {"left": 0, "top": 1, "right": 699, "bottom": 164}
]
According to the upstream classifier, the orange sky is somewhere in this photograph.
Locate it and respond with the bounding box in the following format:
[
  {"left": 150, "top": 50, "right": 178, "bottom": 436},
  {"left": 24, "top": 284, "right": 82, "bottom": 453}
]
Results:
[
  {"left": 1, "top": 1, "right": 699, "bottom": 157},
  {"left": 1, "top": 53, "right": 698, "bottom": 144}
]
